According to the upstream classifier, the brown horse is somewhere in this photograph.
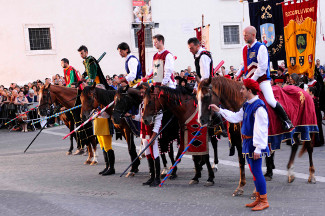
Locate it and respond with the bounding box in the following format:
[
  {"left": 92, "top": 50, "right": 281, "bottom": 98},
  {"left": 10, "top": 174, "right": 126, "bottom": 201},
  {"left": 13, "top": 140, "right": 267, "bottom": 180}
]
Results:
[
  {"left": 80, "top": 85, "right": 141, "bottom": 177},
  {"left": 38, "top": 84, "right": 98, "bottom": 165},
  {"left": 142, "top": 85, "right": 216, "bottom": 186},
  {"left": 198, "top": 77, "right": 317, "bottom": 185}
]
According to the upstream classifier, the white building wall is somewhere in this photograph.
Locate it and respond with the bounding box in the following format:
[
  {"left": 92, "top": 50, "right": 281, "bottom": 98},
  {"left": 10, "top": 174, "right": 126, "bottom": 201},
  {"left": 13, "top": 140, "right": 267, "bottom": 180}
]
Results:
[{"left": 0, "top": 0, "right": 324, "bottom": 87}]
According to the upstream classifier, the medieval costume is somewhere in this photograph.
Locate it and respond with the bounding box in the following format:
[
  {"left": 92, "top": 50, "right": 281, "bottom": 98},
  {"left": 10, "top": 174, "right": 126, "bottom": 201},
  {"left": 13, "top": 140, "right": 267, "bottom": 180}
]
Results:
[
  {"left": 93, "top": 107, "right": 115, "bottom": 175},
  {"left": 83, "top": 56, "right": 110, "bottom": 89},
  {"left": 134, "top": 102, "right": 162, "bottom": 187},
  {"left": 124, "top": 54, "right": 142, "bottom": 87},
  {"left": 150, "top": 49, "right": 176, "bottom": 88},
  {"left": 63, "top": 66, "right": 80, "bottom": 88},
  {"left": 193, "top": 47, "right": 213, "bottom": 89},
  {"left": 236, "top": 40, "right": 293, "bottom": 131},
  {"left": 216, "top": 78, "right": 270, "bottom": 211}
]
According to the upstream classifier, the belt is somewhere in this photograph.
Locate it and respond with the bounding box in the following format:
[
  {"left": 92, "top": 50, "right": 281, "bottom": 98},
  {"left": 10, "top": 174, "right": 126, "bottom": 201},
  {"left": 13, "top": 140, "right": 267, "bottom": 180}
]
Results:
[{"left": 242, "top": 135, "right": 253, "bottom": 139}]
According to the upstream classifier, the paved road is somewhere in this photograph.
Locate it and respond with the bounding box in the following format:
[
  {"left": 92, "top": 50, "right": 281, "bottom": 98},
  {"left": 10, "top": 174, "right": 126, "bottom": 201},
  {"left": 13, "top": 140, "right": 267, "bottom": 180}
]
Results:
[{"left": 1, "top": 125, "right": 325, "bottom": 216}]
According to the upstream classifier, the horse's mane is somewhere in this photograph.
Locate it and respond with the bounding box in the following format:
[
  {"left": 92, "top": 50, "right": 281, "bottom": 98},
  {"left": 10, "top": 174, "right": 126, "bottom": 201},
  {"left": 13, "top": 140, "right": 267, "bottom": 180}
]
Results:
[
  {"left": 147, "top": 85, "right": 196, "bottom": 105},
  {"left": 83, "top": 86, "right": 116, "bottom": 105},
  {"left": 201, "top": 77, "right": 244, "bottom": 111}
]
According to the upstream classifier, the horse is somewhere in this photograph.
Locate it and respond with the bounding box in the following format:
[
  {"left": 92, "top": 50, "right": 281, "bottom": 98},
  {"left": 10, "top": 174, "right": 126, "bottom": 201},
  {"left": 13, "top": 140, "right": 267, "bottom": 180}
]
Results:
[
  {"left": 38, "top": 84, "right": 98, "bottom": 165},
  {"left": 112, "top": 85, "right": 179, "bottom": 178},
  {"left": 59, "top": 111, "right": 79, "bottom": 155},
  {"left": 197, "top": 77, "right": 318, "bottom": 185},
  {"left": 142, "top": 85, "right": 218, "bottom": 186},
  {"left": 80, "top": 85, "right": 141, "bottom": 177}
]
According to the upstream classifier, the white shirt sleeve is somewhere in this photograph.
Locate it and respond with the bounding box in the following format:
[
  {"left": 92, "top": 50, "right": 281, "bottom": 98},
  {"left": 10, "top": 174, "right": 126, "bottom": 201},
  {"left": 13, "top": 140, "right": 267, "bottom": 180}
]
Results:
[
  {"left": 252, "top": 45, "right": 269, "bottom": 81},
  {"left": 218, "top": 108, "right": 244, "bottom": 124},
  {"left": 199, "top": 54, "right": 211, "bottom": 80},
  {"left": 162, "top": 53, "right": 174, "bottom": 85},
  {"left": 152, "top": 112, "right": 163, "bottom": 133},
  {"left": 125, "top": 57, "right": 139, "bottom": 82},
  {"left": 133, "top": 103, "right": 142, "bottom": 122},
  {"left": 253, "top": 107, "right": 268, "bottom": 154}
]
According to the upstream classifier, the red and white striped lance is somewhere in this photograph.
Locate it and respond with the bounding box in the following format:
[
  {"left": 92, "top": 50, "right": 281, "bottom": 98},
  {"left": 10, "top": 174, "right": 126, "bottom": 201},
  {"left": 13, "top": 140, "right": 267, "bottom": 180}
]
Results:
[
  {"left": 62, "top": 101, "right": 115, "bottom": 140},
  {"left": 213, "top": 60, "right": 225, "bottom": 75}
]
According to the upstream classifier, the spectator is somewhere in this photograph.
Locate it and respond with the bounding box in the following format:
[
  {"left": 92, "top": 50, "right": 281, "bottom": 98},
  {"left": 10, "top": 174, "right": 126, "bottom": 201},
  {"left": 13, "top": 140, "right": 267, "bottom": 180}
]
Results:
[{"left": 27, "top": 89, "right": 38, "bottom": 103}]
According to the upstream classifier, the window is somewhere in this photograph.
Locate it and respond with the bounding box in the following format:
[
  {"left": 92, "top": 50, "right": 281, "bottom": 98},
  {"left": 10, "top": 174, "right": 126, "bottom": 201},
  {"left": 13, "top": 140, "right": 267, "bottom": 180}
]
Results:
[
  {"left": 134, "top": 28, "right": 153, "bottom": 48},
  {"left": 223, "top": 25, "right": 240, "bottom": 45},
  {"left": 28, "top": 28, "right": 52, "bottom": 50},
  {"left": 24, "top": 24, "right": 56, "bottom": 55}
]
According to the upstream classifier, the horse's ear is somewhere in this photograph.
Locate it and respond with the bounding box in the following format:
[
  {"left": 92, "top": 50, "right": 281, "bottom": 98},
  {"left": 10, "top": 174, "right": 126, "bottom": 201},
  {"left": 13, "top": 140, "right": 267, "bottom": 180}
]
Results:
[
  {"left": 91, "top": 82, "right": 96, "bottom": 89},
  {"left": 207, "top": 76, "right": 212, "bottom": 85},
  {"left": 125, "top": 85, "right": 129, "bottom": 92}
]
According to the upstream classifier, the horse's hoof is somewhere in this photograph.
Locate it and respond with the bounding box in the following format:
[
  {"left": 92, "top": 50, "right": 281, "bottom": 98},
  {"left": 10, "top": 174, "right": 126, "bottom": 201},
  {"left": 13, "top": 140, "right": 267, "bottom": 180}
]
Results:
[
  {"left": 189, "top": 179, "right": 199, "bottom": 185},
  {"left": 90, "top": 161, "right": 98, "bottom": 166},
  {"left": 250, "top": 192, "right": 257, "bottom": 200},
  {"left": 264, "top": 175, "right": 272, "bottom": 181},
  {"left": 308, "top": 177, "right": 316, "bottom": 184},
  {"left": 212, "top": 164, "right": 218, "bottom": 172},
  {"left": 84, "top": 160, "right": 91, "bottom": 165},
  {"left": 125, "top": 172, "right": 135, "bottom": 178},
  {"left": 169, "top": 174, "right": 177, "bottom": 180},
  {"left": 288, "top": 175, "right": 295, "bottom": 183},
  {"left": 232, "top": 188, "right": 244, "bottom": 197},
  {"left": 160, "top": 174, "right": 167, "bottom": 179},
  {"left": 66, "top": 151, "right": 72, "bottom": 155},
  {"left": 204, "top": 181, "right": 214, "bottom": 187}
]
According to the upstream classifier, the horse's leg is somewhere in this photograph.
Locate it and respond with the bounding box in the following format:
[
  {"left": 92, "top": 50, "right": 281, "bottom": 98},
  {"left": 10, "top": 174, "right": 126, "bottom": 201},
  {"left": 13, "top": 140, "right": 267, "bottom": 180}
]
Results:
[
  {"left": 90, "top": 137, "right": 98, "bottom": 165},
  {"left": 168, "top": 143, "right": 175, "bottom": 165},
  {"left": 85, "top": 142, "right": 94, "bottom": 165},
  {"left": 160, "top": 152, "right": 168, "bottom": 178},
  {"left": 189, "top": 155, "right": 201, "bottom": 184},
  {"left": 287, "top": 134, "right": 299, "bottom": 183},
  {"left": 233, "top": 136, "right": 246, "bottom": 197},
  {"left": 210, "top": 134, "right": 219, "bottom": 171},
  {"left": 125, "top": 127, "right": 140, "bottom": 177},
  {"left": 169, "top": 134, "right": 183, "bottom": 180},
  {"left": 304, "top": 134, "right": 316, "bottom": 184},
  {"left": 204, "top": 154, "right": 215, "bottom": 187},
  {"left": 264, "top": 152, "right": 275, "bottom": 181}
]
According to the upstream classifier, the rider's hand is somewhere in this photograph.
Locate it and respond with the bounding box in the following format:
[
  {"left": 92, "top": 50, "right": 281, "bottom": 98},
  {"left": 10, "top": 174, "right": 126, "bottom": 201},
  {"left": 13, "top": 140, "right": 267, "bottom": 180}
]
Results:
[
  {"left": 253, "top": 152, "right": 260, "bottom": 160},
  {"left": 192, "top": 89, "right": 197, "bottom": 94},
  {"left": 209, "top": 104, "right": 220, "bottom": 112}
]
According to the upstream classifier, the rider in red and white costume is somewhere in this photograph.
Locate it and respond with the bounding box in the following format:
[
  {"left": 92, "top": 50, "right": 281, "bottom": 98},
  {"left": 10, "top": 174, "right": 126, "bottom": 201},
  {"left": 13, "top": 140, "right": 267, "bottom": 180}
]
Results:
[
  {"left": 236, "top": 26, "right": 293, "bottom": 130},
  {"left": 147, "top": 34, "right": 176, "bottom": 89}
]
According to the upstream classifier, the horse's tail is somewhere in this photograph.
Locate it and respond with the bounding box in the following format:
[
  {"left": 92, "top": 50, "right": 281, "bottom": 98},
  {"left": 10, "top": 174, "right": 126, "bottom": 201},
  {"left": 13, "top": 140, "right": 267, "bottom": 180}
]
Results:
[{"left": 298, "top": 134, "right": 314, "bottom": 157}]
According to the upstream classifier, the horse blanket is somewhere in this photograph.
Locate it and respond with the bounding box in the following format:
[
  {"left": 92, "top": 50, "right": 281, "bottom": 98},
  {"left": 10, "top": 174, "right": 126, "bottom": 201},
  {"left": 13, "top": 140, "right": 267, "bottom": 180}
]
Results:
[
  {"left": 184, "top": 109, "right": 209, "bottom": 155},
  {"left": 258, "top": 85, "right": 318, "bottom": 150}
]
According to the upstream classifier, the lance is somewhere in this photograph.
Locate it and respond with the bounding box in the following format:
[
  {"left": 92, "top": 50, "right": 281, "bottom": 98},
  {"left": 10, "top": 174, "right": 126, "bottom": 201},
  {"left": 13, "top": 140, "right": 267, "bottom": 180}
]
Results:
[
  {"left": 132, "top": 73, "right": 154, "bottom": 88},
  {"left": 97, "top": 52, "right": 106, "bottom": 62},
  {"left": 160, "top": 126, "right": 204, "bottom": 187},
  {"left": 120, "top": 116, "right": 174, "bottom": 177},
  {"left": 62, "top": 101, "right": 115, "bottom": 140},
  {"left": 5, "top": 105, "right": 39, "bottom": 125},
  {"left": 213, "top": 60, "right": 225, "bottom": 75},
  {"left": 24, "top": 105, "right": 62, "bottom": 153},
  {"left": 31, "top": 104, "right": 82, "bottom": 125}
]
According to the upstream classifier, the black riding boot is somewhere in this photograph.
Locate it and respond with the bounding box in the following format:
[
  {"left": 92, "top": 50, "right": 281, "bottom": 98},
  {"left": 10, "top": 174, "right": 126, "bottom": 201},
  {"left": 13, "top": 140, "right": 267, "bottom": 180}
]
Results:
[
  {"left": 102, "top": 150, "right": 115, "bottom": 176},
  {"left": 143, "top": 157, "right": 155, "bottom": 185},
  {"left": 273, "top": 102, "right": 294, "bottom": 131},
  {"left": 99, "top": 150, "right": 109, "bottom": 175},
  {"left": 150, "top": 157, "right": 161, "bottom": 187}
]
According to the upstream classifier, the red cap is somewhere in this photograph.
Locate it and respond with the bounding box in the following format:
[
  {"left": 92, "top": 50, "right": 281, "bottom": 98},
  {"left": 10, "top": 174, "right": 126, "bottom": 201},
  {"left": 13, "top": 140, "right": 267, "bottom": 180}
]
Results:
[
  {"left": 224, "top": 75, "right": 231, "bottom": 79},
  {"left": 243, "top": 78, "right": 261, "bottom": 92}
]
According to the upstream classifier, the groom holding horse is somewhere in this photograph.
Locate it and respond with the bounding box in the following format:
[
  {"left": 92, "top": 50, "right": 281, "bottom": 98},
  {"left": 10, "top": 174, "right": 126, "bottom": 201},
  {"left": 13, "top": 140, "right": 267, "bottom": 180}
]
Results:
[{"left": 236, "top": 26, "right": 293, "bottom": 131}]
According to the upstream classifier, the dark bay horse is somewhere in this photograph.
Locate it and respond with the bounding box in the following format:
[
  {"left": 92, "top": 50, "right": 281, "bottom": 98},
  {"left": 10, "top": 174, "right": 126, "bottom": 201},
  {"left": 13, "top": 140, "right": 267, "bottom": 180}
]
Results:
[
  {"left": 142, "top": 85, "right": 217, "bottom": 186},
  {"left": 80, "top": 85, "right": 141, "bottom": 177},
  {"left": 38, "top": 84, "right": 98, "bottom": 165},
  {"left": 198, "top": 77, "right": 317, "bottom": 185},
  {"left": 112, "top": 85, "right": 178, "bottom": 178}
]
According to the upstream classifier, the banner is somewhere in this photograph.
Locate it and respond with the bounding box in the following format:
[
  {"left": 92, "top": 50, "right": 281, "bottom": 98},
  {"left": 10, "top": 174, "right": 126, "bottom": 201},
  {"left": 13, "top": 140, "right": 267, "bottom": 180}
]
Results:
[
  {"left": 137, "top": 20, "right": 146, "bottom": 77},
  {"left": 248, "top": 0, "right": 286, "bottom": 69},
  {"left": 282, "top": 0, "right": 318, "bottom": 78},
  {"left": 133, "top": 0, "right": 152, "bottom": 23},
  {"left": 194, "top": 25, "right": 210, "bottom": 51}
]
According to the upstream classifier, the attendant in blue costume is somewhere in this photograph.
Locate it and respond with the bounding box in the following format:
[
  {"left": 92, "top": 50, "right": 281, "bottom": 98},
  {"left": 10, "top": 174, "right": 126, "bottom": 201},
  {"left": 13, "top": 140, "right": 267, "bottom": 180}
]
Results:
[
  {"left": 209, "top": 78, "right": 270, "bottom": 211},
  {"left": 116, "top": 42, "right": 142, "bottom": 87},
  {"left": 236, "top": 26, "right": 293, "bottom": 131}
]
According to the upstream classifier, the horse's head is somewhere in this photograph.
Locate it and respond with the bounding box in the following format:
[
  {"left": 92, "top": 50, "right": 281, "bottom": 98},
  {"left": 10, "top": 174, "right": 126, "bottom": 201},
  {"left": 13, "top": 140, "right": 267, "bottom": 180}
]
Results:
[
  {"left": 142, "top": 85, "right": 163, "bottom": 125},
  {"left": 38, "top": 84, "right": 56, "bottom": 116},
  {"left": 80, "top": 85, "right": 99, "bottom": 121},
  {"left": 197, "top": 78, "right": 221, "bottom": 126},
  {"left": 113, "top": 85, "right": 142, "bottom": 124}
]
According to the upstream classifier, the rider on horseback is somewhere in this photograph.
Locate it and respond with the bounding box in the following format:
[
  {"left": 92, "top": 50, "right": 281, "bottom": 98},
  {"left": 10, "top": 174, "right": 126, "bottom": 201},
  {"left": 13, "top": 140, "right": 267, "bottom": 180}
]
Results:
[{"left": 236, "top": 26, "right": 294, "bottom": 131}]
